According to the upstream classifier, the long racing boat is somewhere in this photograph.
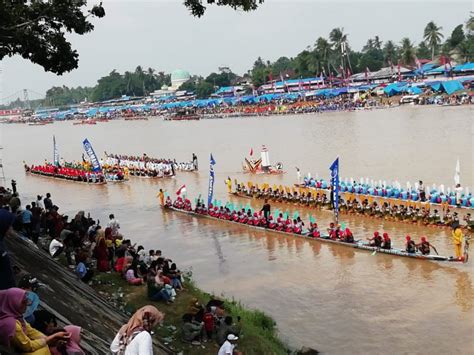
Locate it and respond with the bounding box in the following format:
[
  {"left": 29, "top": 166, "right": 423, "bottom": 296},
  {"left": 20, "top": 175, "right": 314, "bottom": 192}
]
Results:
[{"left": 163, "top": 205, "right": 468, "bottom": 263}]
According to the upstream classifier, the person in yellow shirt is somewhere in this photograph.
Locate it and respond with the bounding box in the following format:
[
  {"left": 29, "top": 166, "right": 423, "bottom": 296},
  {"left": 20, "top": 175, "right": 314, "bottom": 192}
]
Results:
[
  {"left": 157, "top": 189, "right": 165, "bottom": 206},
  {"left": 0, "top": 288, "right": 70, "bottom": 354},
  {"left": 225, "top": 177, "right": 232, "bottom": 193},
  {"left": 452, "top": 222, "right": 464, "bottom": 259}
]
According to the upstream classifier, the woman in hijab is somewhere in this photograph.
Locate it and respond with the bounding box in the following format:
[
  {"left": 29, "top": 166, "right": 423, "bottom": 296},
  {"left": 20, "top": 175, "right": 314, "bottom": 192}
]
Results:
[
  {"left": 0, "top": 288, "right": 69, "bottom": 354},
  {"left": 110, "top": 305, "right": 164, "bottom": 355},
  {"left": 62, "top": 326, "right": 85, "bottom": 355},
  {"left": 0, "top": 209, "right": 16, "bottom": 290},
  {"left": 93, "top": 230, "right": 110, "bottom": 272}
]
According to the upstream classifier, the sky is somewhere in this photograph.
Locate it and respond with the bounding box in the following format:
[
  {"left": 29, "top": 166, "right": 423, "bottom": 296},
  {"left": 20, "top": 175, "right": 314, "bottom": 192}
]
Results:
[{"left": 0, "top": 0, "right": 471, "bottom": 102}]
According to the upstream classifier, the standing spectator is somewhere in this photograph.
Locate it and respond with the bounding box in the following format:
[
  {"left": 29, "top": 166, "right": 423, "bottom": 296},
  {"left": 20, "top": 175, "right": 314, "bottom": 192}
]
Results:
[
  {"left": 36, "top": 195, "right": 44, "bottom": 210},
  {"left": 30, "top": 202, "right": 42, "bottom": 244},
  {"left": 0, "top": 209, "right": 16, "bottom": 290},
  {"left": 21, "top": 205, "right": 33, "bottom": 239},
  {"left": 107, "top": 214, "right": 120, "bottom": 238},
  {"left": 43, "top": 193, "right": 53, "bottom": 211},
  {"left": 11, "top": 180, "right": 17, "bottom": 194},
  {"left": 8, "top": 193, "right": 21, "bottom": 214}
]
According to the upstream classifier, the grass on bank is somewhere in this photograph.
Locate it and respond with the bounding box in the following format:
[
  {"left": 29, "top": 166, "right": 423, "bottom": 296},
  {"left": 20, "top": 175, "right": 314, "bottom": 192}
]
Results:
[{"left": 93, "top": 272, "right": 290, "bottom": 355}]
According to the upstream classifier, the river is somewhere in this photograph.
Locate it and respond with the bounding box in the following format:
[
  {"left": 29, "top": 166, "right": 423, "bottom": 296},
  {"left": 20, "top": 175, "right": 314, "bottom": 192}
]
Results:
[{"left": 1, "top": 105, "right": 473, "bottom": 354}]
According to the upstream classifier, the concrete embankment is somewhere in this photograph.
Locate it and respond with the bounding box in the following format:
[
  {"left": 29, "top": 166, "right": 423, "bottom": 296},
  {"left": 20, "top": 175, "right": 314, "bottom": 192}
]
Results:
[{"left": 5, "top": 234, "right": 171, "bottom": 354}]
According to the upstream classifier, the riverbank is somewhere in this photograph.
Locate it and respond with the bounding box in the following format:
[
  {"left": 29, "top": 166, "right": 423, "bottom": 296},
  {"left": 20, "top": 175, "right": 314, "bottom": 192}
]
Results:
[{"left": 93, "top": 272, "right": 290, "bottom": 354}]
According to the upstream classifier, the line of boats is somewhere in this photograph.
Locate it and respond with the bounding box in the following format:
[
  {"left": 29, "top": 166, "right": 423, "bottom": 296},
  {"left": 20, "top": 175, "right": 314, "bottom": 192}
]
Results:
[{"left": 163, "top": 205, "right": 468, "bottom": 264}]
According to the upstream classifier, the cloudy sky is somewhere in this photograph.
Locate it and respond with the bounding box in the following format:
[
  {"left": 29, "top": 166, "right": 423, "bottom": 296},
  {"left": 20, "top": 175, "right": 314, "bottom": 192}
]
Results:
[{"left": 1, "top": 0, "right": 471, "bottom": 102}]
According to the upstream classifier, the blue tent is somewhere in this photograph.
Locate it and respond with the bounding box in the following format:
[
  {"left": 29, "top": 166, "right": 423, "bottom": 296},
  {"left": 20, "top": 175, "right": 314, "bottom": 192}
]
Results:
[
  {"left": 453, "top": 62, "right": 474, "bottom": 72},
  {"left": 441, "top": 80, "right": 464, "bottom": 94}
]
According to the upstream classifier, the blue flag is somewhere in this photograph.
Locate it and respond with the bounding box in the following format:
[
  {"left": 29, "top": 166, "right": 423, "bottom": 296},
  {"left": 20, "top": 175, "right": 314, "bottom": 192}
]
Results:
[
  {"left": 207, "top": 154, "right": 216, "bottom": 207},
  {"left": 330, "top": 157, "right": 339, "bottom": 223},
  {"left": 83, "top": 138, "right": 102, "bottom": 172},
  {"left": 53, "top": 135, "right": 59, "bottom": 167}
]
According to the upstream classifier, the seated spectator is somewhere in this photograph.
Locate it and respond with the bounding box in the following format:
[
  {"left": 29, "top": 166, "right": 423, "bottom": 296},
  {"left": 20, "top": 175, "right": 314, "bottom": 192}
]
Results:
[
  {"left": 49, "top": 236, "right": 64, "bottom": 258},
  {"left": 146, "top": 273, "right": 172, "bottom": 304},
  {"left": 31, "top": 311, "right": 57, "bottom": 335},
  {"left": 181, "top": 313, "right": 204, "bottom": 345},
  {"left": 110, "top": 306, "right": 164, "bottom": 355},
  {"left": 125, "top": 261, "right": 143, "bottom": 286},
  {"left": 0, "top": 288, "right": 70, "bottom": 353},
  {"left": 216, "top": 316, "right": 240, "bottom": 346},
  {"left": 18, "top": 274, "right": 41, "bottom": 324},
  {"left": 53, "top": 325, "right": 85, "bottom": 355},
  {"left": 188, "top": 298, "right": 204, "bottom": 323},
  {"left": 75, "top": 253, "right": 94, "bottom": 284}
]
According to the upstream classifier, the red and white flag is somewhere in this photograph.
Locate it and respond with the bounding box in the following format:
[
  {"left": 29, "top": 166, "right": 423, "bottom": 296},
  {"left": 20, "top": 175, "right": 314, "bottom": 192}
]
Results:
[{"left": 176, "top": 185, "right": 186, "bottom": 195}]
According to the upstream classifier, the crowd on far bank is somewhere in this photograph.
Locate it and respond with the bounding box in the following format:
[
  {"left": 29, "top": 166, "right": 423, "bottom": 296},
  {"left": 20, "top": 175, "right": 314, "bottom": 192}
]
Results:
[{"left": 0, "top": 182, "right": 242, "bottom": 355}]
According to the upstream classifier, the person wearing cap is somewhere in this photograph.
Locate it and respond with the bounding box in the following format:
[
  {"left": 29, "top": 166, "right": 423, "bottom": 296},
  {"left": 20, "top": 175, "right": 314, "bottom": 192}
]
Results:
[
  {"left": 381, "top": 233, "right": 391, "bottom": 250},
  {"left": 416, "top": 236, "right": 438, "bottom": 255},
  {"left": 367, "top": 231, "right": 382, "bottom": 247},
  {"left": 452, "top": 222, "right": 464, "bottom": 259},
  {"left": 218, "top": 334, "right": 239, "bottom": 355},
  {"left": 405, "top": 235, "right": 417, "bottom": 253}
]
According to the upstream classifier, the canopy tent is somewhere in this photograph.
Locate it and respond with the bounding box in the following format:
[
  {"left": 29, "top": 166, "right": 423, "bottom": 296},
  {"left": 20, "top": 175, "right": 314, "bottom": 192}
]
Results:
[
  {"left": 428, "top": 80, "right": 464, "bottom": 94},
  {"left": 453, "top": 62, "right": 474, "bottom": 72}
]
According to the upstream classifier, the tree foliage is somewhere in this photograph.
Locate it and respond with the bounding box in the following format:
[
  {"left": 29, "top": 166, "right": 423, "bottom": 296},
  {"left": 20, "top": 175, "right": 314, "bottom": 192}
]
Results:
[
  {"left": 1, "top": 0, "right": 263, "bottom": 74},
  {"left": 0, "top": 0, "right": 105, "bottom": 74}
]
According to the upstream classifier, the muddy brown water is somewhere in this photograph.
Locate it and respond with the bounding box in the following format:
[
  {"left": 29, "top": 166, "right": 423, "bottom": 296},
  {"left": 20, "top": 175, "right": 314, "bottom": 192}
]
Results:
[{"left": 1, "top": 105, "right": 473, "bottom": 353}]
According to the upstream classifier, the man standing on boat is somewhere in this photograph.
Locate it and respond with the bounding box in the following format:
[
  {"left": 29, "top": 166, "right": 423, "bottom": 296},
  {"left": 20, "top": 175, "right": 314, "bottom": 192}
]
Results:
[
  {"left": 452, "top": 222, "right": 464, "bottom": 259},
  {"left": 261, "top": 199, "right": 271, "bottom": 221},
  {"left": 192, "top": 153, "right": 198, "bottom": 171}
]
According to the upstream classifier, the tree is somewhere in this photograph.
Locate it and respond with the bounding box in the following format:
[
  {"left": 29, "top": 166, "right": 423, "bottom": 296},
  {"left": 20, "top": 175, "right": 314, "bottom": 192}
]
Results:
[
  {"left": 315, "top": 37, "right": 331, "bottom": 73},
  {"left": 423, "top": 21, "right": 444, "bottom": 60},
  {"left": 1, "top": 0, "right": 262, "bottom": 75},
  {"left": 195, "top": 81, "right": 214, "bottom": 98},
  {"left": 400, "top": 38, "right": 415, "bottom": 65},
  {"left": 416, "top": 41, "right": 431, "bottom": 59},
  {"left": 205, "top": 72, "right": 237, "bottom": 88},
  {"left": 449, "top": 24, "right": 465, "bottom": 49},
  {"left": 329, "top": 27, "right": 348, "bottom": 70},
  {"left": 383, "top": 40, "right": 397, "bottom": 65},
  {"left": 329, "top": 27, "right": 347, "bottom": 50},
  {"left": 0, "top": 1, "right": 105, "bottom": 75},
  {"left": 455, "top": 41, "right": 473, "bottom": 62}
]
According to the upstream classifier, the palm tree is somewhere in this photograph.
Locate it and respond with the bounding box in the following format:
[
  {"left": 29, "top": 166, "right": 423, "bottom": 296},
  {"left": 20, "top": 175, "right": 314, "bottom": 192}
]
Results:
[
  {"left": 329, "top": 27, "right": 347, "bottom": 50},
  {"left": 400, "top": 38, "right": 415, "bottom": 66},
  {"left": 315, "top": 37, "right": 331, "bottom": 73},
  {"left": 423, "top": 21, "right": 444, "bottom": 60},
  {"left": 383, "top": 40, "right": 397, "bottom": 66},
  {"left": 454, "top": 42, "right": 471, "bottom": 63}
]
